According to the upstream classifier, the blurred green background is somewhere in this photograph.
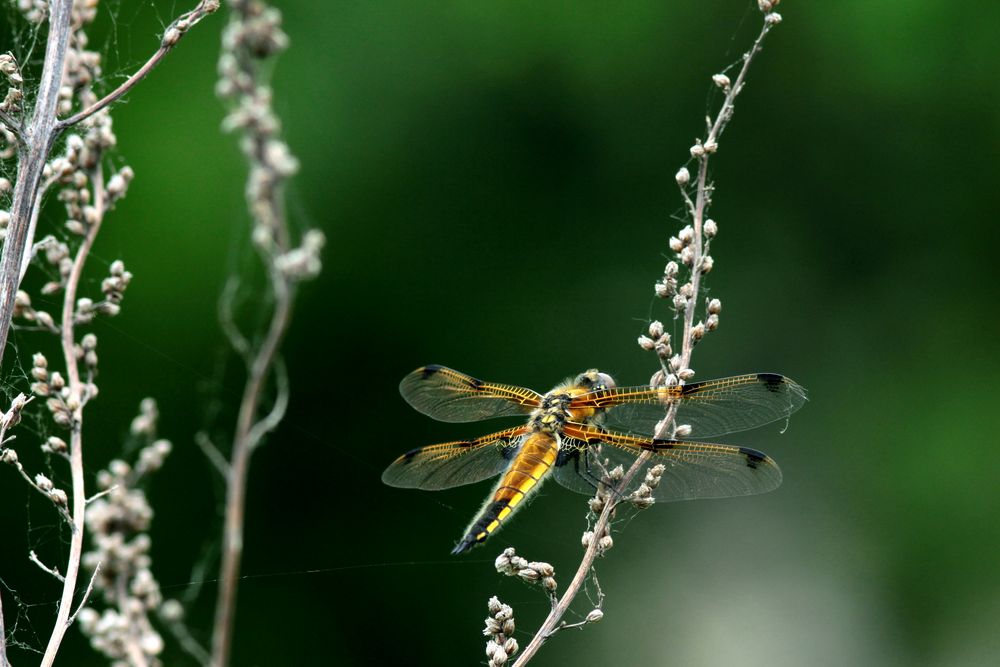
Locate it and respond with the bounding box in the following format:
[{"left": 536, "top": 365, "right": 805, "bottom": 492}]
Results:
[{"left": 1, "top": 0, "right": 998, "bottom": 665}]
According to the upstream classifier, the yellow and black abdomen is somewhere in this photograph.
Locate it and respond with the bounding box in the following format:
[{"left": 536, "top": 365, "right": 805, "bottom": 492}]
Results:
[{"left": 451, "top": 432, "right": 559, "bottom": 554}]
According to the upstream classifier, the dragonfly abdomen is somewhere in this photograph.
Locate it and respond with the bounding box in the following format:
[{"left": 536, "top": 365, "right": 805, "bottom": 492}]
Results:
[{"left": 451, "top": 431, "right": 558, "bottom": 554}]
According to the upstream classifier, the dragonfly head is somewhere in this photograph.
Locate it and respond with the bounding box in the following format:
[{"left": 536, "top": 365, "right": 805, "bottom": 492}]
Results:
[{"left": 574, "top": 369, "right": 616, "bottom": 392}]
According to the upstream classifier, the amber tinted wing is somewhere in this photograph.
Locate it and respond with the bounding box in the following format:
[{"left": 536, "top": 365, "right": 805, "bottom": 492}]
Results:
[
  {"left": 574, "top": 373, "right": 807, "bottom": 438},
  {"left": 382, "top": 426, "right": 527, "bottom": 490},
  {"left": 400, "top": 365, "right": 542, "bottom": 423},
  {"left": 552, "top": 423, "right": 781, "bottom": 500}
]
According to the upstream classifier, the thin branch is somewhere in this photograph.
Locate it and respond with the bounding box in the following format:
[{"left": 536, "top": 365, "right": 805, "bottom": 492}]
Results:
[
  {"left": 0, "top": 0, "right": 220, "bottom": 371},
  {"left": 38, "top": 163, "right": 106, "bottom": 667},
  {"left": 6, "top": 457, "right": 73, "bottom": 527},
  {"left": 161, "top": 613, "right": 212, "bottom": 667},
  {"left": 218, "top": 276, "right": 251, "bottom": 359},
  {"left": 29, "top": 551, "right": 64, "bottom": 582},
  {"left": 195, "top": 431, "right": 230, "bottom": 477},
  {"left": 246, "top": 357, "right": 288, "bottom": 451},
  {"left": 513, "top": 452, "right": 650, "bottom": 666},
  {"left": 209, "top": 2, "right": 320, "bottom": 663},
  {"left": 56, "top": 0, "right": 221, "bottom": 129},
  {"left": 0, "top": 0, "right": 73, "bottom": 370},
  {"left": 85, "top": 485, "right": 118, "bottom": 505},
  {"left": 212, "top": 267, "right": 293, "bottom": 666},
  {"left": 0, "top": 585, "right": 7, "bottom": 667},
  {"left": 19, "top": 173, "right": 59, "bottom": 284},
  {"left": 67, "top": 563, "right": 100, "bottom": 626},
  {"left": 510, "top": 11, "right": 781, "bottom": 666}
]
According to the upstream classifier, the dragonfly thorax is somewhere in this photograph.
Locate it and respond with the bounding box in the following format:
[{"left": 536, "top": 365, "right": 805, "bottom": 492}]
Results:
[{"left": 530, "top": 392, "right": 573, "bottom": 432}]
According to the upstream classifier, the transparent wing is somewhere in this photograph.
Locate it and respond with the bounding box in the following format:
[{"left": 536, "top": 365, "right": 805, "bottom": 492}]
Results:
[
  {"left": 400, "top": 365, "right": 542, "bottom": 423},
  {"left": 573, "top": 373, "right": 807, "bottom": 438},
  {"left": 381, "top": 426, "right": 527, "bottom": 491},
  {"left": 554, "top": 423, "right": 782, "bottom": 501},
  {"left": 551, "top": 438, "right": 600, "bottom": 495}
]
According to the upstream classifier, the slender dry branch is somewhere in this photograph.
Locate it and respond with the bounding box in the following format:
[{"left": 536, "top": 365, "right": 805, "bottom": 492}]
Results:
[
  {"left": 0, "top": 585, "right": 8, "bottom": 667},
  {"left": 211, "top": 270, "right": 292, "bottom": 667},
  {"left": 208, "top": 3, "right": 323, "bottom": 664},
  {"left": 0, "top": 0, "right": 73, "bottom": 369},
  {"left": 513, "top": 451, "right": 652, "bottom": 666},
  {"left": 0, "top": 0, "right": 219, "bottom": 370},
  {"left": 56, "top": 0, "right": 221, "bottom": 129},
  {"left": 38, "top": 165, "right": 106, "bottom": 667},
  {"left": 30, "top": 550, "right": 65, "bottom": 582},
  {"left": 510, "top": 9, "right": 782, "bottom": 665}
]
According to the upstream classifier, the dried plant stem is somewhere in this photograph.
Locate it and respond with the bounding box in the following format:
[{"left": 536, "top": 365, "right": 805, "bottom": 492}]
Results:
[
  {"left": 509, "top": 12, "right": 780, "bottom": 666},
  {"left": 0, "top": 586, "right": 8, "bottom": 667},
  {"left": 57, "top": 0, "right": 221, "bottom": 129},
  {"left": 513, "top": 451, "right": 651, "bottom": 666},
  {"left": 208, "top": 3, "right": 322, "bottom": 662},
  {"left": 679, "top": 20, "right": 775, "bottom": 366},
  {"left": 0, "top": 0, "right": 219, "bottom": 369},
  {"left": 39, "top": 166, "right": 106, "bottom": 667},
  {"left": 211, "top": 279, "right": 292, "bottom": 667},
  {"left": 0, "top": 0, "right": 72, "bottom": 369}
]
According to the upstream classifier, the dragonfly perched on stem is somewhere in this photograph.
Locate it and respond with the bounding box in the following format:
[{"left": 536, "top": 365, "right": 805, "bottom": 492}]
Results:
[{"left": 383, "top": 365, "right": 807, "bottom": 554}]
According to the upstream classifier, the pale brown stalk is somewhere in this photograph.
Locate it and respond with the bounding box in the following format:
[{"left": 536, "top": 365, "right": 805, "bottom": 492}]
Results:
[
  {"left": 0, "top": 0, "right": 219, "bottom": 369},
  {"left": 211, "top": 276, "right": 293, "bottom": 667},
  {"left": 510, "top": 12, "right": 781, "bottom": 665},
  {"left": 39, "top": 165, "right": 106, "bottom": 667},
  {"left": 0, "top": 585, "right": 8, "bottom": 667}
]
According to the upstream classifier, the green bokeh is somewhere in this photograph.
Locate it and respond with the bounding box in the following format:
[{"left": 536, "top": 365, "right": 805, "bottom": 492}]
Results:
[{"left": 1, "top": 1, "right": 998, "bottom": 665}]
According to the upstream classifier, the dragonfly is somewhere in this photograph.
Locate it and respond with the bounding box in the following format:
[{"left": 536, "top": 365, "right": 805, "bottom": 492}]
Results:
[{"left": 382, "top": 364, "right": 807, "bottom": 554}]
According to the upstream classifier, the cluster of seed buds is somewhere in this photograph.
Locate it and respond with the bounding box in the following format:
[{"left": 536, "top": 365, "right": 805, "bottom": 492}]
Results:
[
  {"left": 35, "top": 235, "right": 73, "bottom": 294},
  {"left": 13, "top": 290, "right": 58, "bottom": 332},
  {"left": 582, "top": 463, "right": 622, "bottom": 555},
  {"left": 30, "top": 352, "right": 77, "bottom": 427},
  {"left": 664, "top": 222, "right": 716, "bottom": 307},
  {"left": 218, "top": 2, "right": 295, "bottom": 238},
  {"left": 70, "top": 263, "right": 131, "bottom": 323},
  {"left": 33, "top": 472, "right": 69, "bottom": 508},
  {"left": 79, "top": 400, "right": 173, "bottom": 666},
  {"left": 627, "top": 464, "right": 666, "bottom": 509},
  {"left": 274, "top": 229, "right": 326, "bottom": 280},
  {"left": 105, "top": 167, "right": 135, "bottom": 205},
  {"left": 495, "top": 547, "right": 557, "bottom": 593},
  {"left": 483, "top": 596, "right": 519, "bottom": 667},
  {"left": 15, "top": 0, "right": 48, "bottom": 24},
  {"left": 581, "top": 521, "right": 616, "bottom": 555},
  {"left": 0, "top": 391, "right": 29, "bottom": 442},
  {"left": 638, "top": 319, "right": 697, "bottom": 386},
  {"left": 638, "top": 320, "right": 672, "bottom": 362},
  {"left": 0, "top": 393, "right": 73, "bottom": 522},
  {"left": 758, "top": 0, "right": 781, "bottom": 15},
  {"left": 76, "top": 604, "right": 165, "bottom": 667},
  {"left": 76, "top": 332, "right": 99, "bottom": 376},
  {"left": 49, "top": 125, "right": 116, "bottom": 237},
  {"left": 57, "top": 1, "right": 102, "bottom": 116},
  {"left": 0, "top": 52, "right": 24, "bottom": 115},
  {"left": 130, "top": 398, "right": 159, "bottom": 439},
  {"left": 218, "top": 0, "right": 325, "bottom": 278}
]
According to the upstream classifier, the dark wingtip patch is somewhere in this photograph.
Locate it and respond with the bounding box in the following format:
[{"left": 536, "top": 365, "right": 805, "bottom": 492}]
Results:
[
  {"left": 400, "top": 447, "right": 423, "bottom": 463},
  {"left": 421, "top": 364, "right": 444, "bottom": 377},
  {"left": 739, "top": 446, "right": 767, "bottom": 469},
  {"left": 756, "top": 373, "right": 785, "bottom": 391}
]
